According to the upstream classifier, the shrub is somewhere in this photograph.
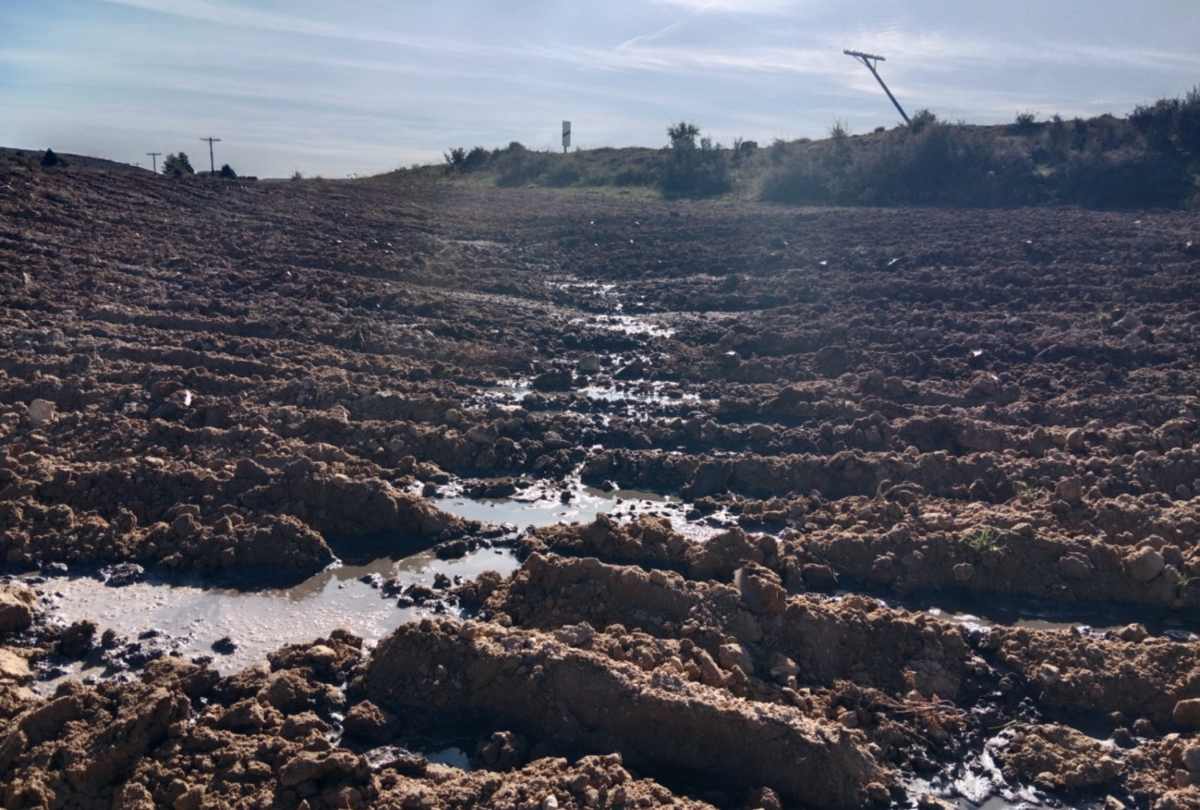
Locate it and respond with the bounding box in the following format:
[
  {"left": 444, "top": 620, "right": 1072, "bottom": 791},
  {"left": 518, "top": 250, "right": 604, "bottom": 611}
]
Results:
[
  {"left": 1131, "top": 98, "right": 1179, "bottom": 151},
  {"left": 760, "top": 155, "right": 838, "bottom": 204},
  {"left": 1011, "top": 112, "right": 1038, "bottom": 134},
  {"left": 291, "top": 170, "right": 303, "bottom": 181},
  {"left": 614, "top": 165, "right": 659, "bottom": 187},
  {"left": 909, "top": 109, "right": 937, "bottom": 134},
  {"left": 1059, "top": 151, "right": 1193, "bottom": 208},
  {"left": 763, "top": 123, "right": 1037, "bottom": 207},
  {"left": 40, "top": 148, "right": 63, "bottom": 168},
  {"left": 495, "top": 148, "right": 550, "bottom": 187},
  {"left": 219, "top": 163, "right": 237, "bottom": 179},
  {"left": 1179, "top": 86, "right": 1200, "bottom": 154},
  {"left": 162, "top": 152, "right": 194, "bottom": 176},
  {"left": 543, "top": 161, "right": 582, "bottom": 187},
  {"left": 1071, "top": 118, "right": 1089, "bottom": 151},
  {"left": 463, "top": 146, "right": 490, "bottom": 172},
  {"left": 1045, "top": 115, "right": 1070, "bottom": 160},
  {"left": 444, "top": 147, "right": 466, "bottom": 171},
  {"left": 659, "top": 122, "right": 731, "bottom": 198}
]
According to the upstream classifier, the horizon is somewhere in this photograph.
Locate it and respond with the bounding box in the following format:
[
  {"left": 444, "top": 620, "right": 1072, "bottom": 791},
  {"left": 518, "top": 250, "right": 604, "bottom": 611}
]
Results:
[{"left": 3, "top": 0, "right": 1199, "bottom": 178}]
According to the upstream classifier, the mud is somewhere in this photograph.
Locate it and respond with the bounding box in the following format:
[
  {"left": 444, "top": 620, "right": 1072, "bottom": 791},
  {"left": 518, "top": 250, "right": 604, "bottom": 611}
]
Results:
[{"left": 2, "top": 155, "right": 1199, "bottom": 807}]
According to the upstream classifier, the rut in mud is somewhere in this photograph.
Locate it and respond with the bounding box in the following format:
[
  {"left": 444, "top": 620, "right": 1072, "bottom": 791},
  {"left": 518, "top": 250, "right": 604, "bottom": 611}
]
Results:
[{"left": 2, "top": 155, "right": 1200, "bottom": 808}]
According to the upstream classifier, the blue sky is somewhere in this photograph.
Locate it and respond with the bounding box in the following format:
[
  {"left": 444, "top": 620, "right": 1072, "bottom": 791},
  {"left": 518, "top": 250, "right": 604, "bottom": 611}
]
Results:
[{"left": 2, "top": 0, "right": 1198, "bottom": 178}]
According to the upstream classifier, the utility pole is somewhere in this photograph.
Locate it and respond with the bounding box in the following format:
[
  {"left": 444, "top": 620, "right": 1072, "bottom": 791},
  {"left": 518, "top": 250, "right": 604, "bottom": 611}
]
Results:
[
  {"left": 200, "top": 137, "right": 222, "bottom": 174},
  {"left": 843, "top": 50, "right": 910, "bottom": 126},
  {"left": 146, "top": 152, "right": 161, "bottom": 173}
]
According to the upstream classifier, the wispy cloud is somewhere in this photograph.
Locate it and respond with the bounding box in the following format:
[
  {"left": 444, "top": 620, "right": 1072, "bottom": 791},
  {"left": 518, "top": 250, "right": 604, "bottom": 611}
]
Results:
[
  {"left": 652, "top": 0, "right": 799, "bottom": 13},
  {"left": 6, "top": 0, "right": 1200, "bottom": 177}
]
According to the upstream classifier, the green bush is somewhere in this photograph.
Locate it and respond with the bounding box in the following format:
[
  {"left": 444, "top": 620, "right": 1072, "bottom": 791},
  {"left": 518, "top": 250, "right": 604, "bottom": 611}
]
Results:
[
  {"left": 1011, "top": 112, "right": 1038, "bottom": 134},
  {"left": 659, "top": 121, "right": 731, "bottom": 198},
  {"left": 219, "top": 163, "right": 237, "bottom": 179},
  {"left": 463, "top": 147, "right": 489, "bottom": 172},
  {"left": 763, "top": 123, "right": 1036, "bottom": 207},
  {"left": 543, "top": 161, "right": 582, "bottom": 187},
  {"left": 162, "top": 152, "right": 194, "bottom": 176},
  {"left": 40, "top": 148, "right": 63, "bottom": 168},
  {"left": 907, "top": 109, "right": 936, "bottom": 133},
  {"left": 495, "top": 148, "right": 550, "bottom": 187},
  {"left": 1059, "top": 152, "right": 1193, "bottom": 208}
]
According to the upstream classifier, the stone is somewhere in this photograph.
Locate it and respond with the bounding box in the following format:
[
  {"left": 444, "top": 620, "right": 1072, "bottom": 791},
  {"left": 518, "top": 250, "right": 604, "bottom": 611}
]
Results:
[
  {"left": 1173, "top": 698, "right": 1200, "bottom": 729},
  {"left": 717, "top": 642, "right": 754, "bottom": 675},
  {"left": 952, "top": 562, "right": 975, "bottom": 583},
  {"left": 1116, "top": 624, "right": 1148, "bottom": 643},
  {"left": 0, "top": 586, "right": 36, "bottom": 633},
  {"left": 1065, "top": 429, "right": 1086, "bottom": 451},
  {"left": 735, "top": 564, "right": 786, "bottom": 615},
  {"left": 1057, "top": 553, "right": 1093, "bottom": 581},
  {"left": 0, "top": 648, "right": 31, "bottom": 681},
  {"left": 1054, "top": 477, "right": 1083, "bottom": 504},
  {"left": 27, "top": 399, "right": 56, "bottom": 427},
  {"left": 279, "top": 750, "right": 363, "bottom": 787},
  {"left": 802, "top": 563, "right": 839, "bottom": 591},
  {"left": 1184, "top": 745, "right": 1200, "bottom": 774},
  {"left": 1126, "top": 547, "right": 1165, "bottom": 583}
]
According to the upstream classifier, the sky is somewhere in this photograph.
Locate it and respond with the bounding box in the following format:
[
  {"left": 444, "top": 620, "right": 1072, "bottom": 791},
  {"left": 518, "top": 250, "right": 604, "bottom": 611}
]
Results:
[{"left": 2, "top": 0, "right": 1199, "bottom": 178}]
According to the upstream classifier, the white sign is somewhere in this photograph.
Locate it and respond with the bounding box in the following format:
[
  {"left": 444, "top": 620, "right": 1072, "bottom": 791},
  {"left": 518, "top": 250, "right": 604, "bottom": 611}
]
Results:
[{"left": 562, "top": 120, "right": 571, "bottom": 151}]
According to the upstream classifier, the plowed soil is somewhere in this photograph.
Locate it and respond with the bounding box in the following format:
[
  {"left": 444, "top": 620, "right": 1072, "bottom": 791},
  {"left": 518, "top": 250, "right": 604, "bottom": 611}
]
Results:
[{"left": 2, "top": 153, "right": 1200, "bottom": 809}]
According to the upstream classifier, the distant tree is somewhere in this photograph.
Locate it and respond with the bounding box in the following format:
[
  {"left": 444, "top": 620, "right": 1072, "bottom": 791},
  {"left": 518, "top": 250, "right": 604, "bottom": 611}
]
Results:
[
  {"left": 291, "top": 170, "right": 303, "bottom": 181},
  {"left": 162, "top": 152, "right": 194, "bottom": 176},
  {"left": 1011, "top": 111, "right": 1039, "bottom": 135},
  {"left": 462, "top": 146, "right": 489, "bottom": 171},
  {"left": 1046, "top": 114, "right": 1070, "bottom": 159},
  {"left": 40, "top": 148, "right": 63, "bottom": 168},
  {"left": 660, "top": 121, "right": 730, "bottom": 198},
  {"left": 219, "top": 163, "right": 237, "bottom": 179},
  {"left": 667, "top": 122, "right": 701, "bottom": 150},
  {"left": 444, "top": 147, "right": 467, "bottom": 171},
  {"left": 909, "top": 109, "right": 937, "bottom": 134}
]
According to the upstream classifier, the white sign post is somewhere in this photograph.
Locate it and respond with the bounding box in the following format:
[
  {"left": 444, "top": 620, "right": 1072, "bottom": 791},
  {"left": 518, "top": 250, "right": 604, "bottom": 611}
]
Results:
[{"left": 562, "top": 120, "right": 571, "bottom": 153}]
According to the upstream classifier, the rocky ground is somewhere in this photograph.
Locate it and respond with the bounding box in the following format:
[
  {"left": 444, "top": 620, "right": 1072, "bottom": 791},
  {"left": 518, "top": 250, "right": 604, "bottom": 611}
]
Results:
[{"left": 2, "top": 151, "right": 1200, "bottom": 808}]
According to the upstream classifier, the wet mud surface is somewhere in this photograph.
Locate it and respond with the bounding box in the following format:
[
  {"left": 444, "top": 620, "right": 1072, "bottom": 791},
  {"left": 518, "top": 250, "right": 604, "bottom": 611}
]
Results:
[{"left": 2, "top": 156, "right": 1200, "bottom": 807}]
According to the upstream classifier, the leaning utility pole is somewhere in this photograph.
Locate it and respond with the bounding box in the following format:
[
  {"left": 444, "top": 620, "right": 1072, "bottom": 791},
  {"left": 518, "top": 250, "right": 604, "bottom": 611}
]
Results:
[
  {"left": 843, "top": 50, "right": 910, "bottom": 126},
  {"left": 200, "top": 136, "right": 222, "bottom": 174},
  {"left": 146, "top": 152, "right": 161, "bottom": 173}
]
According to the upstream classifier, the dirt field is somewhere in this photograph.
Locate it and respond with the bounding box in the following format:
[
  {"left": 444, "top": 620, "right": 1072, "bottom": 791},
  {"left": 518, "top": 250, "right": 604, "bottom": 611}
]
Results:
[{"left": 2, "top": 154, "right": 1200, "bottom": 809}]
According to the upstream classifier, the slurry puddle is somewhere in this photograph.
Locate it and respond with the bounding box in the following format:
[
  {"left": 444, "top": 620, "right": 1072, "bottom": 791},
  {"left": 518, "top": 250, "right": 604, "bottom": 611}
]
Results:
[
  {"left": 434, "top": 479, "right": 729, "bottom": 541},
  {"left": 481, "top": 378, "right": 703, "bottom": 408},
  {"left": 25, "top": 546, "right": 521, "bottom": 681},
  {"left": 577, "top": 382, "right": 701, "bottom": 405},
  {"left": 569, "top": 313, "right": 676, "bottom": 338},
  {"left": 850, "top": 586, "right": 1200, "bottom": 639},
  {"left": 909, "top": 729, "right": 1115, "bottom": 810}
]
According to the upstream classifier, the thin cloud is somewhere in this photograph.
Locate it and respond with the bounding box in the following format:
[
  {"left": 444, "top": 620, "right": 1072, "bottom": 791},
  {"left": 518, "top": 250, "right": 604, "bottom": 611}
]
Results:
[{"left": 652, "top": 0, "right": 798, "bottom": 13}]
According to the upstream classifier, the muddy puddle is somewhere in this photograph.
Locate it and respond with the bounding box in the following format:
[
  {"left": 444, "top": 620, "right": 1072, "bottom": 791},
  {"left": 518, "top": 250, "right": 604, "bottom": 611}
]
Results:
[
  {"left": 433, "top": 478, "right": 729, "bottom": 541},
  {"left": 481, "top": 377, "right": 703, "bottom": 410},
  {"left": 24, "top": 546, "right": 520, "bottom": 680},
  {"left": 870, "top": 588, "right": 1200, "bottom": 640},
  {"left": 909, "top": 729, "right": 1112, "bottom": 810},
  {"left": 570, "top": 313, "right": 676, "bottom": 338}
]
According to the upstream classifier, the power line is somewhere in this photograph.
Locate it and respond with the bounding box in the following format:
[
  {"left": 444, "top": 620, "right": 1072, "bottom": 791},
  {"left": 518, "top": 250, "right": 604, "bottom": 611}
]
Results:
[
  {"left": 200, "top": 137, "right": 222, "bottom": 174},
  {"left": 843, "top": 50, "right": 910, "bottom": 126},
  {"left": 146, "top": 152, "right": 162, "bottom": 173}
]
